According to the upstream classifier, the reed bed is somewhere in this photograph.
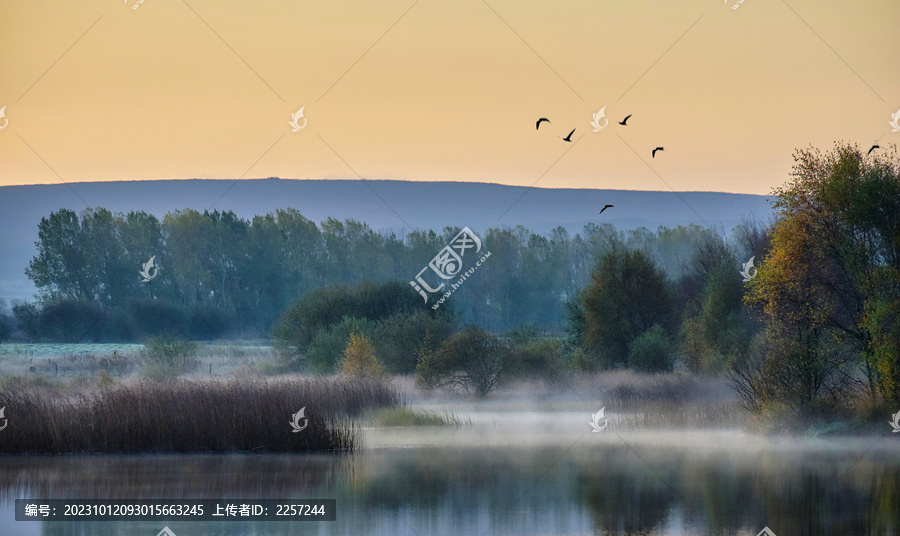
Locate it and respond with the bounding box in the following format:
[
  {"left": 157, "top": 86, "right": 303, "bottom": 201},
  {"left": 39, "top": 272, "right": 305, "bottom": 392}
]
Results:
[
  {"left": 573, "top": 371, "right": 744, "bottom": 429},
  {"left": 0, "top": 377, "right": 398, "bottom": 454}
]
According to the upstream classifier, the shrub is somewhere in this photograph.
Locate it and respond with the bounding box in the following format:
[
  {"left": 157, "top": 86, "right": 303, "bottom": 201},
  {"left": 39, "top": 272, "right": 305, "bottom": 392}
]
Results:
[
  {"left": 506, "top": 327, "right": 567, "bottom": 380},
  {"left": 12, "top": 299, "right": 106, "bottom": 342},
  {"left": 571, "top": 347, "right": 599, "bottom": 373},
  {"left": 341, "top": 331, "right": 385, "bottom": 379},
  {"left": 126, "top": 298, "right": 190, "bottom": 339},
  {"left": 300, "top": 317, "right": 376, "bottom": 374},
  {"left": 12, "top": 302, "right": 40, "bottom": 340},
  {"left": 0, "top": 313, "right": 13, "bottom": 343},
  {"left": 627, "top": 325, "right": 675, "bottom": 373},
  {"left": 141, "top": 336, "right": 199, "bottom": 379},
  {"left": 273, "top": 280, "right": 454, "bottom": 368},
  {"left": 417, "top": 326, "right": 514, "bottom": 396},
  {"left": 188, "top": 305, "right": 235, "bottom": 340},
  {"left": 369, "top": 310, "right": 454, "bottom": 374}
]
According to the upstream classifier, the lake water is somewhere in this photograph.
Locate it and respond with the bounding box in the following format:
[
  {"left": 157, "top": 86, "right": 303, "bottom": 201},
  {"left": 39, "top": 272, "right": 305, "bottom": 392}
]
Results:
[{"left": 1, "top": 408, "right": 898, "bottom": 536}]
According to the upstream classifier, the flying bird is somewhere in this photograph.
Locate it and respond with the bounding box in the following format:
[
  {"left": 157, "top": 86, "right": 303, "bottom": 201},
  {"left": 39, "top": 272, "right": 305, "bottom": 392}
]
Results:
[
  {"left": 536, "top": 118, "right": 550, "bottom": 130},
  {"left": 652, "top": 147, "right": 664, "bottom": 158},
  {"left": 562, "top": 128, "right": 576, "bottom": 142},
  {"left": 868, "top": 144, "right": 880, "bottom": 155},
  {"left": 618, "top": 114, "right": 632, "bottom": 126},
  {"left": 599, "top": 204, "right": 614, "bottom": 215}
]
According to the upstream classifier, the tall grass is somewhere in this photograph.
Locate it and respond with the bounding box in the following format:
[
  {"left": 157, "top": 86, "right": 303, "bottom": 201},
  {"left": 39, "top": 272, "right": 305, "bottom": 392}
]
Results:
[
  {"left": 366, "top": 406, "right": 470, "bottom": 427},
  {"left": 0, "top": 377, "right": 398, "bottom": 454},
  {"left": 572, "top": 371, "right": 743, "bottom": 429}
]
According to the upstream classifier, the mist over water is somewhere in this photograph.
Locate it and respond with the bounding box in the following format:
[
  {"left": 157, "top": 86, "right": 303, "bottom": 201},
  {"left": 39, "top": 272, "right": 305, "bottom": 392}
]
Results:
[{"left": 2, "top": 400, "right": 897, "bottom": 536}]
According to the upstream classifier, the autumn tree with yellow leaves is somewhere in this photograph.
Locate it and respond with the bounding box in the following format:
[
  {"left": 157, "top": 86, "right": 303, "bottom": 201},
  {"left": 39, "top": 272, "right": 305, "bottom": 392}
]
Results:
[
  {"left": 737, "top": 143, "right": 900, "bottom": 413},
  {"left": 341, "top": 331, "right": 386, "bottom": 379}
]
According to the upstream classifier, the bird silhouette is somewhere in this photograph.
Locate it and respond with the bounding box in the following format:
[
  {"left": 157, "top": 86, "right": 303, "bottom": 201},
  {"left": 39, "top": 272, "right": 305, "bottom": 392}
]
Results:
[
  {"left": 599, "top": 204, "right": 614, "bottom": 215},
  {"left": 562, "top": 128, "right": 575, "bottom": 142},
  {"left": 868, "top": 144, "right": 880, "bottom": 155},
  {"left": 618, "top": 114, "right": 632, "bottom": 126},
  {"left": 652, "top": 147, "right": 664, "bottom": 158},
  {"left": 536, "top": 118, "right": 550, "bottom": 130}
]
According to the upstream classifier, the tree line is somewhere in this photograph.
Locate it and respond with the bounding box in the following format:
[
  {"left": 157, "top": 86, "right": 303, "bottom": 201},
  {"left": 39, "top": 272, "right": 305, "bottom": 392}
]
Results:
[{"left": 6, "top": 206, "right": 762, "bottom": 340}]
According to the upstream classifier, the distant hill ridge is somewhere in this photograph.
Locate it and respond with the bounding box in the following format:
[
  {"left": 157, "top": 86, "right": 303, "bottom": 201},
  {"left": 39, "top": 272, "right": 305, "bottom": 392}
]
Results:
[{"left": 0, "top": 178, "right": 772, "bottom": 301}]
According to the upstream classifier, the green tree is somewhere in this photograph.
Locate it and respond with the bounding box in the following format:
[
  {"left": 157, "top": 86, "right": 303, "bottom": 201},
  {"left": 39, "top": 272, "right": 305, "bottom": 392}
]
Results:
[
  {"left": 27, "top": 209, "right": 93, "bottom": 300},
  {"left": 580, "top": 248, "right": 677, "bottom": 368},
  {"left": 680, "top": 235, "right": 753, "bottom": 372}
]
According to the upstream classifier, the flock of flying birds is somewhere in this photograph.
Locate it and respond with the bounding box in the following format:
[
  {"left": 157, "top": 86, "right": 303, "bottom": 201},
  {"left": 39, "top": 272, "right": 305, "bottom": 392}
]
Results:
[
  {"left": 535, "top": 112, "right": 663, "bottom": 217},
  {"left": 536, "top": 113, "right": 886, "bottom": 218},
  {"left": 535, "top": 113, "right": 661, "bottom": 158},
  {"left": 538, "top": 115, "right": 885, "bottom": 157}
]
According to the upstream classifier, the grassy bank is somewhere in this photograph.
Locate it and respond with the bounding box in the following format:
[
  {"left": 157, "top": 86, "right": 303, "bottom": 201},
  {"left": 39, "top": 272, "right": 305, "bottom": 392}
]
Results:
[{"left": 0, "top": 377, "right": 398, "bottom": 454}]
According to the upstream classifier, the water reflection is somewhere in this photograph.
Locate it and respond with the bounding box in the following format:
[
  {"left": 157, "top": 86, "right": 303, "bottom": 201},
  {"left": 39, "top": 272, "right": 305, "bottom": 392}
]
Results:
[{"left": 1, "top": 433, "right": 898, "bottom": 535}]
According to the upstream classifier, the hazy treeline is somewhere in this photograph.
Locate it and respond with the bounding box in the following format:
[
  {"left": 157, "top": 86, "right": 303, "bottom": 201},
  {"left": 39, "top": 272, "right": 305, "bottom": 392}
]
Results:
[{"left": 5, "top": 207, "right": 761, "bottom": 341}]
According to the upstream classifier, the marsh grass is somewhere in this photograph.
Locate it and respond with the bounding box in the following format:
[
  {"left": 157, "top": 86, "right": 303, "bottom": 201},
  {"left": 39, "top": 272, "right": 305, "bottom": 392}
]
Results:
[
  {"left": 0, "top": 377, "right": 398, "bottom": 454},
  {"left": 366, "top": 406, "right": 470, "bottom": 427},
  {"left": 572, "top": 371, "right": 744, "bottom": 429}
]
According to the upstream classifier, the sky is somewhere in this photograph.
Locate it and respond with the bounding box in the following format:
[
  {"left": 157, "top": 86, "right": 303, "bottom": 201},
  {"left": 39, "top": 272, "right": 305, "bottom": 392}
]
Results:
[{"left": 0, "top": 0, "right": 898, "bottom": 196}]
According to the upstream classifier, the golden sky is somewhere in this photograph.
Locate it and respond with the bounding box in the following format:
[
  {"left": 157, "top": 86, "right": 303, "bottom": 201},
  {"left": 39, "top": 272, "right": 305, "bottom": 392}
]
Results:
[{"left": 1, "top": 0, "right": 898, "bottom": 195}]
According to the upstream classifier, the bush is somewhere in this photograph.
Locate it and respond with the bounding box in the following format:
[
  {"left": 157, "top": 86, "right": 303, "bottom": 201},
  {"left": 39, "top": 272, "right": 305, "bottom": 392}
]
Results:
[
  {"left": 627, "top": 325, "right": 675, "bottom": 373},
  {"left": 571, "top": 347, "right": 598, "bottom": 373},
  {"left": 506, "top": 327, "right": 567, "bottom": 380},
  {"left": 188, "top": 306, "right": 235, "bottom": 340},
  {"left": 297, "top": 317, "right": 376, "bottom": 374},
  {"left": 21, "top": 299, "right": 107, "bottom": 342},
  {"left": 417, "top": 326, "right": 514, "bottom": 396},
  {"left": 12, "top": 302, "right": 40, "bottom": 340},
  {"left": 273, "top": 280, "right": 455, "bottom": 368},
  {"left": 369, "top": 310, "right": 454, "bottom": 374},
  {"left": 126, "top": 299, "right": 190, "bottom": 339},
  {"left": 341, "top": 331, "right": 385, "bottom": 379},
  {"left": 141, "top": 336, "right": 199, "bottom": 379},
  {"left": 0, "top": 313, "right": 13, "bottom": 343}
]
